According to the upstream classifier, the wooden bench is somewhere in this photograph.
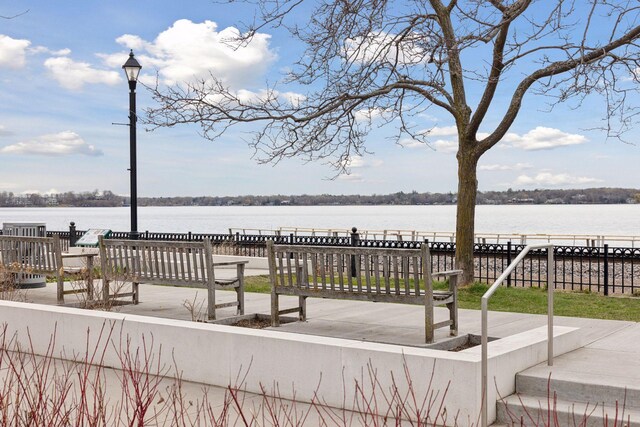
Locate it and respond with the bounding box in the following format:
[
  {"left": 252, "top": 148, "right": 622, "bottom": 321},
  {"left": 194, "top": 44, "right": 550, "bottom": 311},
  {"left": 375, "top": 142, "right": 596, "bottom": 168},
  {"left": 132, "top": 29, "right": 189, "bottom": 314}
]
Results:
[
  {"left": 0, "top": 235, "right": 95, "bottom": 303},
  {"left": 266, "top": 241, "right": 462, "bottom": 343},
  {"left": 98, "top": 237, "right": 247, "bottom": 320}
]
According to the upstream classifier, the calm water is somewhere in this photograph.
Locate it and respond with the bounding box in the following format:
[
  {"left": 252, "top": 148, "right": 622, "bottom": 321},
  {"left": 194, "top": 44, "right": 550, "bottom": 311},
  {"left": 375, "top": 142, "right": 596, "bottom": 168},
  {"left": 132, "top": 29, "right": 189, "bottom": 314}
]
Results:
[{"left": 0, "top": 205, "right": 638, "bottom": 236}]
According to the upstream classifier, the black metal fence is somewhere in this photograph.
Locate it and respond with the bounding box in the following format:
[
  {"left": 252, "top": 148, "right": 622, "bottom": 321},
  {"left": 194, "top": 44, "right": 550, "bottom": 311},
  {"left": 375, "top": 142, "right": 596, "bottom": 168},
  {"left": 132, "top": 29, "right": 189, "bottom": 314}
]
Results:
[{"left": 13, "top": 225, "right": 636, "bottom": 295}]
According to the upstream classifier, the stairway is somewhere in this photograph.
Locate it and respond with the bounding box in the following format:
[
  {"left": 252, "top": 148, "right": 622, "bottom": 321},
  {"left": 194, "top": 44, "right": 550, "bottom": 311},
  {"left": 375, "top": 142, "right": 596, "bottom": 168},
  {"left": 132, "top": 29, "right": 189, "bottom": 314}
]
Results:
[{"left": 496, "top": 366, "right": 640, "bottom": 427}]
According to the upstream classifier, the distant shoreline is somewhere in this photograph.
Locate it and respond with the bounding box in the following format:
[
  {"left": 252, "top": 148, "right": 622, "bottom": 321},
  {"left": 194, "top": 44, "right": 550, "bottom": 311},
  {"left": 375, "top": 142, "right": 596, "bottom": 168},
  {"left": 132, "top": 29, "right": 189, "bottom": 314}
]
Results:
[
  {"left": 1, "top": 187, "right": 638, "bottom": 208},
  {"left": 1, "top": 202, "right": 639, "bottom": 208}
]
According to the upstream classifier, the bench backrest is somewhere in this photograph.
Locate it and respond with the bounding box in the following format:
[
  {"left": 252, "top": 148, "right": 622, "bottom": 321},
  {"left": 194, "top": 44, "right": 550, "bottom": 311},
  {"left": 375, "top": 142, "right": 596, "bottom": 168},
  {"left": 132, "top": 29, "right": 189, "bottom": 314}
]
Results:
[
  {"left": 267, "top": 241, "right": 433, "bottom": 298},
  {"left": 98, "top": 237, "right": 216, "bottom": 288},
  {"left": 0, "top": 235, "right": 62, "bottom": 275}
]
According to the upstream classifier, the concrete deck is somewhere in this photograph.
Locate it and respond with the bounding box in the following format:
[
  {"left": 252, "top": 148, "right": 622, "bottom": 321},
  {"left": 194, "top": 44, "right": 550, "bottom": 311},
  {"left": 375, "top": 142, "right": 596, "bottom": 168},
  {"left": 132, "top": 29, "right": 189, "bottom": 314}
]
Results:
[
  {"left": 21, "top": 279, "right": 632, "bottom": 347},
  {"left": 11, "top": 279, "right": 640, "bottom": 424}
]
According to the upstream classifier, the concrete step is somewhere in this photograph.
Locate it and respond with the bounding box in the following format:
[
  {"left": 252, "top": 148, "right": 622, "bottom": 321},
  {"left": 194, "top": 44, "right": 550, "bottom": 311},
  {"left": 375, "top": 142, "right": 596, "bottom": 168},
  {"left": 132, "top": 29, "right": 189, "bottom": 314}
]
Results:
[
  {"left": 497, "top": 393, "right": 640, "bottom": 427},
  {"left": 515, "top": 370, "right": 640, "bottom": 410}
]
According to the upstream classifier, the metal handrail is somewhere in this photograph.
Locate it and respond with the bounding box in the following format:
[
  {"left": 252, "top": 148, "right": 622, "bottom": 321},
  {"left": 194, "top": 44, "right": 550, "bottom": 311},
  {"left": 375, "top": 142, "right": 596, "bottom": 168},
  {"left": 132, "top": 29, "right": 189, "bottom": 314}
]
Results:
[{"left": 481, "top": 243, "right": 555, "bottom": 427}]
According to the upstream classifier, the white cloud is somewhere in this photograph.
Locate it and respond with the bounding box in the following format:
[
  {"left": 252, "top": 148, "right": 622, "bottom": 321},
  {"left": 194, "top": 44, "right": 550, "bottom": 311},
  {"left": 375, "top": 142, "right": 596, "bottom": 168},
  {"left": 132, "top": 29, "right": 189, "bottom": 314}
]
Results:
[
  {"left": 30, "top": 46, "right": 71, "bottom": 56},
  {"left": 338, "top": 173, "right": 364, "bottom": 182},
  {"left": 422, "top": 126, "right": 458, "bottom": 138},
  {"left": 280, "top": 91, "right": 306, "bottom": 108},
  {"left": 433, "top": 139, "right": 457, "bottom": 153},
  {"left": 502, "top": 127, "right": 587, "bottom": 151},
  {"left": 344, "top": 31, "right": 426, "bottom": 66},
  {"left": 0, "top": 34, "right": 31, "bottom": 68},
  {"left": 399, "top": 138, "right": 425, "bottom": 148},
  {"left": 401, "top": 125, "right": 584, "bottom": 155},
  {"left": 96, "top": 51, "right": 129, "bottom": 69},
  {"left": 347, "top": 155, "right": 383, "bottom": 169},
  {"left": 479, "top": 163, "right": 532, "bottom": 171},
  {"left": 116, "top": 34, "right": 146, "bottom": 51},
  {"left": 0, "top": 125, "right": 12, "bottom": 136},
  {"left": 514, "top": 172, "right": 602, "bottom": 187},
  {"left": 44, "top": 57, "right": 121, "bottom": 90},
  {"left": 399, "top": 126, "right": 459, "bottom": 152},
  {"left": 0, "top": 131, "right": 103, "bottom": 156},
  {"left": 113, "top": 19, "right": 277, "bottom": 88},
  {"left": 354, "top": 107, "right": 390, "bottom": 122}
]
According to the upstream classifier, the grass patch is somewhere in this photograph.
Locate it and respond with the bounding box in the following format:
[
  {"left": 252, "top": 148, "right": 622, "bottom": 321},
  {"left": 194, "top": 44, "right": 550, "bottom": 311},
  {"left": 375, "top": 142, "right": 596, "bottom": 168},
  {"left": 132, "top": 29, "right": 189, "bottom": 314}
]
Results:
[{"left": 244, "top": 276, "right": 640, "bottom": 322}]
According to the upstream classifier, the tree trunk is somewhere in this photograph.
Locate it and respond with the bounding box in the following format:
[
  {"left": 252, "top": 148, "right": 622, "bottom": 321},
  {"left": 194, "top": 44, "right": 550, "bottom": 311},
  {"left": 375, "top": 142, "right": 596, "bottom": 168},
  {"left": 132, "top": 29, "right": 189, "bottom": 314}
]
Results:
[{"left": 455, "top": 146, "right": 478, "bottom": 286}]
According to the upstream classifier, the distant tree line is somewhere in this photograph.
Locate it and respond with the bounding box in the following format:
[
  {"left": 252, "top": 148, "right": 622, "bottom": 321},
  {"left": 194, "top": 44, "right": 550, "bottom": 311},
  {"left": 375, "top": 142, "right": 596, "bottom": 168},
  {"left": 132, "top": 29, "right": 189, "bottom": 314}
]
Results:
[{"left": 1, "top": 188, "right": 638, "bottom": 208}]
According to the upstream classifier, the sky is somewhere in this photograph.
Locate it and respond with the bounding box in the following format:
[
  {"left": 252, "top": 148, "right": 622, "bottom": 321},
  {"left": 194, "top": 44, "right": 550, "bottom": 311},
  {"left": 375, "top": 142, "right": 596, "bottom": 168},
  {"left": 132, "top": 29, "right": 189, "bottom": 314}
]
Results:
[{"left": 0, "top": 1, "right": 638, "bottom": 197}]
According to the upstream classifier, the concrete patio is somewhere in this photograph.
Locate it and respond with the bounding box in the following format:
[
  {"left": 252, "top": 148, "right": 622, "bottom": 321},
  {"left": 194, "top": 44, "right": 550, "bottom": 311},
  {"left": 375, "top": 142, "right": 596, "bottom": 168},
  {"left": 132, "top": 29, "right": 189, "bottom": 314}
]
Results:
[{"left": 6, "top": 277, "right": 640, "bottom": 425}]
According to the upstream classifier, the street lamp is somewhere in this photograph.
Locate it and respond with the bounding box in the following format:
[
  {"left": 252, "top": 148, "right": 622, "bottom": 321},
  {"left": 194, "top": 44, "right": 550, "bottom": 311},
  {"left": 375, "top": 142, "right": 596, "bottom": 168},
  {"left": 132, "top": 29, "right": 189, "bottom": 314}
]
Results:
[{"left": 122, "top": 50, "right": 142, "bottom": 240}]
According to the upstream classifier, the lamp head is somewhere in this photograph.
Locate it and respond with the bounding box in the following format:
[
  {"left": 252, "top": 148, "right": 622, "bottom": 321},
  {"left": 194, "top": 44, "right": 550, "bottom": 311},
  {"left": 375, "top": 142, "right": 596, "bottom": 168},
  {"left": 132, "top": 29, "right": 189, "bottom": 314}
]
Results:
[{"left": 122, "top": 50, "right": 142, "bottom": 90}]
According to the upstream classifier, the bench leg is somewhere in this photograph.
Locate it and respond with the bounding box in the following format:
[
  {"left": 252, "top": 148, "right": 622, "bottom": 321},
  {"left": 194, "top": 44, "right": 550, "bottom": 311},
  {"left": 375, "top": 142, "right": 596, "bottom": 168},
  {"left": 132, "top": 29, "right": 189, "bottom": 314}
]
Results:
[
  {"left": 448, "top": 300, "right": 458, "bottom": 336},
  {"left": 103, "top": 278, "right": 110, "bottom": 304},
  {"left": 236, "top": 287, "right": 244, "bottom": 315},
  {"left": 207, "top": 282, "right": 216, "bottom": 321},
  {"left": 271, "top": 292, "right": 280, "bottom": 327},
  {"left": 56, "top": 274, "right": 64, "bottom": 305},
  {"left": 299, "top": 296, "right": 307, "bottom": 321},
  {"left": 449, "top": 275, "right": 458, "bottom": 337},
  {"left": 237, "top": 264, "right": 245, "bottom": 315},
  {"left": 133, "top": 282, "right": 139, "bottom": 305},
  {"left": 87, "top": 257, "right": 94, "bottom": 301},
  {"left": 425, "top": 303, "right": 434, "bottom": 344}
]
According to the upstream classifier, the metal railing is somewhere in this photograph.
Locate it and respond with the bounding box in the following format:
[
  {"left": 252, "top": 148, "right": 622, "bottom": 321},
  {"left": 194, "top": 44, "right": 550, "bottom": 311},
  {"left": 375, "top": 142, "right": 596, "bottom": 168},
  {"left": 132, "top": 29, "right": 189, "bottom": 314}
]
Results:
[
  {"left": 229, "top": 227, "right": 640, "bottom": 247},
  {"left": 36, "top": 224, "right": 640, "bottom": 294},
  {"left": 481, "top": 243, "right": 555, "bottom": 427}
]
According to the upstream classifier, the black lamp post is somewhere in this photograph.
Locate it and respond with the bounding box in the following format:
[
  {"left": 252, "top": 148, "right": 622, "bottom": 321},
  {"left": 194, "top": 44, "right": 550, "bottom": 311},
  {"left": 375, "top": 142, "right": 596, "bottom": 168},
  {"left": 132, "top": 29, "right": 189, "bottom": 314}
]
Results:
[{"left": 122, "top": 50, "right": 142, "bottom": 240}]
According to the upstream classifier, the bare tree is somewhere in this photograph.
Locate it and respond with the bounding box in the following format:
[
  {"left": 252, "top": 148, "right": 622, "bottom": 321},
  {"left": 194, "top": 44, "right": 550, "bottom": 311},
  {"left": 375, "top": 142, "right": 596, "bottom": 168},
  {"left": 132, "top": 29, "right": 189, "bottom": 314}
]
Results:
[{"left": 147, "top": 0, "right": 640, "bottom": 285}]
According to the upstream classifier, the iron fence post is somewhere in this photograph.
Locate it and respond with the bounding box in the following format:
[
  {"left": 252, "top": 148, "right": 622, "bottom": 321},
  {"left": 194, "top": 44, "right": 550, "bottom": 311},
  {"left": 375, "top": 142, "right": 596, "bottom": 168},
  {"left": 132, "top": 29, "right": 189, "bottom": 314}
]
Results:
[
  {"left": 604, "top": 244, "right": 609, "bottom": 296},
  {"left": 188, "top": 231, "right": 192, "bottom": 242},
  {"left": 289, "top": 233, "right": 295, "bottom": 259},
  {"left": 506, "top": 241, "right": 512, "bottom": 287},
  {"left": 351, "top": 227, "right": 359, "bottom": 277},
  {"left": 69, "top": 222, "right": 78, "bottom": 247}
]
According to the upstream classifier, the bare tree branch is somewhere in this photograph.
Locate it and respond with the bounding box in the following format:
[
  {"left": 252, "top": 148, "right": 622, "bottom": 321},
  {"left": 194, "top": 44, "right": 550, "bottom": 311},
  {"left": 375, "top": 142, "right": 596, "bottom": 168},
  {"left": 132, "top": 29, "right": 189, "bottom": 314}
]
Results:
[{"left": 146, "top": 1, "right": 640, "bottom": 285}]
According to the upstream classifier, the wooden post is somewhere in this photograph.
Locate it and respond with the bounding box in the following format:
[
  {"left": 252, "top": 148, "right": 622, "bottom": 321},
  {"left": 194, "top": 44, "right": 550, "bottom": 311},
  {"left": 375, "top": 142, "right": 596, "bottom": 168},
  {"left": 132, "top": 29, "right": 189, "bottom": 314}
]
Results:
[
  {"left": 267, "top": 240, "right": 280, "bottom": 326},
  {"left": 53, "top": 234, "right": 64, "bottom": 304},
  {"left": 98, "top": 236, "right": 110, "bottom": 304},
  {"left": 86, "top": 255, "right": 94, "bottom": 301},
  {"left": 203, "top": 238, "right": 216, "bottom": 320},
  {"left": 448, "top": 272, "right": 458, "bottom": 336},
  {"left": 237, "top": 263, "right": 245, "bottom": 315}
]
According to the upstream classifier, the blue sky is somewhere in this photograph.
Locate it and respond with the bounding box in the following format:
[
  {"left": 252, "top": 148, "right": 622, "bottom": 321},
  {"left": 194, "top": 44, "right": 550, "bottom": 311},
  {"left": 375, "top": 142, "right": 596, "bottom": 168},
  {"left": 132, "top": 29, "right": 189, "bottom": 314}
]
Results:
[{"left": 0, "top": 1, "right": 638, "bottom": 197}]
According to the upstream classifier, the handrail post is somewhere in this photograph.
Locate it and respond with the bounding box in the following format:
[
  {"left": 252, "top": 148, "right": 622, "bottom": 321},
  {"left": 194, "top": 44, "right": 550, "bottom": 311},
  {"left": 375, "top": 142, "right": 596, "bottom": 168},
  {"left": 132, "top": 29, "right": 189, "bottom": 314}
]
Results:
[
  {"left": 481, "top": 297, "right": 489, "bottom": 427},
  {"left": 481, "top": 243, "right": 555, "bottom": 427},
  {"left": 547, "top": 246, "right": 554, "bottom": 366}
]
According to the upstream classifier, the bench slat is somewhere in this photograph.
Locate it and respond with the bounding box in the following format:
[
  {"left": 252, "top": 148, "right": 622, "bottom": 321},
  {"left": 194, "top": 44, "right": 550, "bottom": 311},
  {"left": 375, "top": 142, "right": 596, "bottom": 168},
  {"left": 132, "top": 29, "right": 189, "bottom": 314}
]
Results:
[
  {"left": 364, "top": 254, "right": 371, "bottom": 293},
  {"left": 337, "top": 254, "right": 344, "bottom": 291}
]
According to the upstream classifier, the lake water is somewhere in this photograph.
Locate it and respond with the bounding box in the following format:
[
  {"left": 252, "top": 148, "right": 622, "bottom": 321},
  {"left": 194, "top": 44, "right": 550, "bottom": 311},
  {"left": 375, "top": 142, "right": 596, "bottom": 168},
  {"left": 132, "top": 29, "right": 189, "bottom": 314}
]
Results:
[{"left": 0, "top": 205, "right": 638, "bottom": 237}]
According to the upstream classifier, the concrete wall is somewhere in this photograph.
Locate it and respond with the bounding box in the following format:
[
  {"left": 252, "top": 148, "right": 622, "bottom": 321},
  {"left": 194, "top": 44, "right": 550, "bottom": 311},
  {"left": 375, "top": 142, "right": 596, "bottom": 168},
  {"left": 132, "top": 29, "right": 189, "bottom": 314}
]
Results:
[{"left": 0, "top": 300, "right": 580, "bottom": 423}]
